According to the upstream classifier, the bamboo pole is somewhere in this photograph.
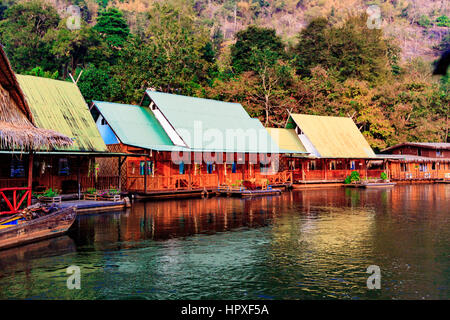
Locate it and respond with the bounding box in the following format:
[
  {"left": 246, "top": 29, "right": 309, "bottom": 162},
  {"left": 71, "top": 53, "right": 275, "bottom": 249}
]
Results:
[
  {"left": 27, "top": 152, "right": 33, "bottom": 206},
  {"left": 77, "top": 156, "right": 81, "bottom": 200}
]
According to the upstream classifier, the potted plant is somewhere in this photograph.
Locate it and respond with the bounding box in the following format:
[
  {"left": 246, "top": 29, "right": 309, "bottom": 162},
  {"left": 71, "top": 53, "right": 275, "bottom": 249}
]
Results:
[
  {"left": 84, "top": 188, "right": 98, "bottom": 200},
  {"left": 38, "top": 188, "right": 61, "bottom": 204},
  {"left": 98, "top": 188, "right": 121, "bottom": 202},
  {"left": 380, "top": 172, "right": 389, "bottom": 182},
  {"left": 350, "top": 171, "right": 361, "bottom": 184}
]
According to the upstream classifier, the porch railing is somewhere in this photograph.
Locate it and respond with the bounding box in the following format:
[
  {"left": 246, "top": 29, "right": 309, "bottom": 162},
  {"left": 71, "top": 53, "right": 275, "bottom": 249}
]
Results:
[
  {"left": 0, "top": 187, "right": 32, "bottom": 215},
  {"left": 390, "top": 171, "right": 449, "bottom": 180},
  {"left": 0, "top": 178, "right": 27, "bottom": 189},
  {"left": 127, "top": 174, "right": 220, "bottom": 192},
  {"left": 294, "top": 169, "right": 385, "bottom": 182}
]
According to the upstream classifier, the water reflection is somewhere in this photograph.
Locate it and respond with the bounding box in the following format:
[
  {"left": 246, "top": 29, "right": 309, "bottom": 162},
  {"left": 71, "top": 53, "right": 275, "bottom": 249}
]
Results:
[{"left": 0, "top": 184, "right": 448, "bottom": 299}]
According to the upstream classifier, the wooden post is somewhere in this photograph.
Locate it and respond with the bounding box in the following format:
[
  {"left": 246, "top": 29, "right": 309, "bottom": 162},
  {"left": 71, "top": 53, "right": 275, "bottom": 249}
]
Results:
[
  {"left": 118, "top": 156, "right": 127, "bottom": 191},
  {"left": 144, "top": 156, "right": 148, "bottom": 194},
  {"left": 77, "top": 156, "right": 81, "bottom": 200},
  {"left": 27, "top": 152, "right": 33, "bottom": 206},
  {"left": 365, "top": 160, "right": 368, "bottom": 179}
]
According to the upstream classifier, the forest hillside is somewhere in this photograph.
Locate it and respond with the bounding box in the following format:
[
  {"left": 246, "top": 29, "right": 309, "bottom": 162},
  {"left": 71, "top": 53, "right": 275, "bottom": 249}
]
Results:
[{"left": 0, "top": 0, "right": 448, "bottom": 150}]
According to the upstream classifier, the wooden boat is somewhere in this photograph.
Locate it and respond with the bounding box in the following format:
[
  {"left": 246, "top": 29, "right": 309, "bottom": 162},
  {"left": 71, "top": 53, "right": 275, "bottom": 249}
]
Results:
[
  {"left": 0, "top": 207, "right": 77, "bottom": 250},
  {"left": 345, "top": 182, "right": 396, "bottom": 188},
  {"left": 217, "top": 186, "right": 282, "bottom": 198}
]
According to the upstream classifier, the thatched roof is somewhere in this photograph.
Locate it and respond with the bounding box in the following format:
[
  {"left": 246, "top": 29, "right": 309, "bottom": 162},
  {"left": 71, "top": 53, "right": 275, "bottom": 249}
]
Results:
[{"left": 0, "top": 45, "right": 72, "bottom": 150}]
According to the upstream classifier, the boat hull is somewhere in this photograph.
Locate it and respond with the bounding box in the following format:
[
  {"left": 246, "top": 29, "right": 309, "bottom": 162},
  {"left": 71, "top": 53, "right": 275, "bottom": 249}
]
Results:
[{"left": 0, "top": 207, "right": 77, "bottom": 250}]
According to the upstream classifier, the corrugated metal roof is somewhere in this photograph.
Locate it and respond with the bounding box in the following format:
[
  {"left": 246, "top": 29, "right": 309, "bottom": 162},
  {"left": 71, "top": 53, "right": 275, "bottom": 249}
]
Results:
[
  {"left": 93, "top": 101, "right": 185, "bottom": 152},
  {"left": 377, "top": 153, "right": 450, "bottom": 162},
  {"left": 266, "top": 128, "right": 308, "bottom": 154},
  {"left": 146, "top": 91, "right": 282, "bottom": 153},
  {"left": 15, "top": 75, "right": 107, "bottom": 152},
  {"left": 381, "top": 142, "right": 450, "bottom": 152},
  {"left": 289, "top": 114, "right": 375, "bottom": 158}
]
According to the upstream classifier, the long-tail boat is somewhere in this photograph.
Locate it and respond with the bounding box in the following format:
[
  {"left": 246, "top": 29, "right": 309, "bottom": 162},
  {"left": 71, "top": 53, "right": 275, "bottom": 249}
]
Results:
[{"left": 0, "top": 206, "right": 76, "bottom": 250}]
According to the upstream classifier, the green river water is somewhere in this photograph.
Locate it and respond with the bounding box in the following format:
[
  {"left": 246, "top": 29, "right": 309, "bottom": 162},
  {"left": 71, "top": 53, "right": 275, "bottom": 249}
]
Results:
[{"left": 0, "top": 184, "right": 448, "bottom": 300}]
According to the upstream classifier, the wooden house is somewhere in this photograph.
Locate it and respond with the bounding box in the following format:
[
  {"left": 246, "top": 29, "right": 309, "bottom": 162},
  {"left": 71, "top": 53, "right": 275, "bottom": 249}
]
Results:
[
  {"left": 380, "top": 143, "right": 450, "bottom": 182},
  {"left": 0, "top": 46, "right": 125, "bottom": 198},
  {"left": 267, "top": 114, "right": 385, "bottom": 184},
  {"left": 0, "top": 46, "right": 73, "bottom": 213},
  {"left": 92, "top": 91, "right": 301, "bottom": 197}
]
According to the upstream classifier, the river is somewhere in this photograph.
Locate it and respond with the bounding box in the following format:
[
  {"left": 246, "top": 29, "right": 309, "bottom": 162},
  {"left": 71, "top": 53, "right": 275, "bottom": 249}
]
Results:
[{"left": 0, "top": 184, "right": 448, "bottom": 299}]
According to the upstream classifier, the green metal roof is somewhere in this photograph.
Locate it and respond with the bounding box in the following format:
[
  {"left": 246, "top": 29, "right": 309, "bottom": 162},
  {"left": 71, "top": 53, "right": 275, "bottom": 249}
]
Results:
[
  {"left": 145, "top": 91, "right": 282, "bottom": 153},
  {"left": 93, "top": 101, "right": 186, "bottom": 152},
  {"left": 15, "top": 75, "right": 107, "bottom": 152}
]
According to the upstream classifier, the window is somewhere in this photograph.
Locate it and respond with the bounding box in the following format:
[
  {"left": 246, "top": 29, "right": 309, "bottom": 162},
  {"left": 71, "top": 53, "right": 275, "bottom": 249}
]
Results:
[
  {"left": 207, "top": 162, "right": 214, "bottom": 174},
  {"left": 400, "top": 163, "right": 408, "bottom": 172},
  {"left": 436, "top": 150, "right": 442, "bottom": 157},
  {"left": 419, "top": 164, "right": 427, "bottom": 172},
  {"left": 330, "top": 161, "right": 336, "bottom": 170},
  {"left": 418, "top": 149, "right": 422, "bottom": 156},
  {"left": 288, "top": 160, "right": 295, "bottom": 171},
  {"left": 58, "top": 158, "right": 70, "bottom": 176},
  {"left": 179, "top": 161, "right": 185, "bottom": 175},
  {"left": 10, "top": 159, "right": 25, "bottom": 178},
  {"left": 139, "top": 161, "right": 153, "bottom": 175},
  {"left": 232, "top": 162, "right": 237, "bottom": 173},
  {"left": 350, "top": 161, "right": 356, "bottom": 170},
  {"left": 309, "top": 160, "right": 316, "bottom": 170},
  {"left": 260, "top": 162, "right": 270, "bottom": 173},
  {"left": 432, "top": 162, "right": 436, "bottom": 170}
]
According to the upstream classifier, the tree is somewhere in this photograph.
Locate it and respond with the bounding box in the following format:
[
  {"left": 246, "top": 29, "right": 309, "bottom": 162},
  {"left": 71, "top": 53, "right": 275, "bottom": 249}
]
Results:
[
  {"left": 230, "top": 25, "right": 285, "bottom": 73},
  {"left": 94, "top": 8, "right": 130, "bottom": 50},
  {"left": 293, "top": 15, "right": 392, "bottom": 84},
  {"left": 46, "top": 20, "right": 105, "bottom": 78},
  {"left": 24, "top": 66, "right": 59, "bottom": 79},
  {"left": 77, "top": 66, "right": 120, "bottom": 104},
  {"left": 248, "top": 48, "right": 292, "bottom": 126},
  {"left": 0, "top": 0, "right": 60, "bottom": 73},
  {"left": 292, "top": 17, "right": 329, "bottom": 77},
  {"left": 141, "top": 1, "right": 215, "bottom": 93}
]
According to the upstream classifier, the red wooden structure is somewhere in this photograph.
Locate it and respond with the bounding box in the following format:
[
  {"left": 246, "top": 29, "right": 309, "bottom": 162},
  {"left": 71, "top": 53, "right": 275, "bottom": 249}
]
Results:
[{"left": 0, "top": 187, "right": 32, "bottom": 215}]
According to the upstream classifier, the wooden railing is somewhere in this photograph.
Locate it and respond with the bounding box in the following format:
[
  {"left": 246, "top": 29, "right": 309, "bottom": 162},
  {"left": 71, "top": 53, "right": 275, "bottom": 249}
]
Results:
[
  {"left": 253, "top": 171, "right": 293, "bottom": 185},
  {"left": 0, "top": 187, "right": 31, "bottom": 215},
  {"left": 0, "top": 178, "right": 27, "bottom": 189},
  {"left": 294, "top": 169, "right": 385, "bottom": 182},
  {"left": 390, "top": 171, "right": 449, "bottom": 181},
  {"left": 126, "top": 171, "right": 293, "bottom": 192},
  {"left": 221, "top": 173, "right": 243, "bottom": 186},
  {"left": 81, "top": 176, "right": 120, "bottom": 191},
  {"left": 127, "top": 174, "right": 220, "bottom": 192}
]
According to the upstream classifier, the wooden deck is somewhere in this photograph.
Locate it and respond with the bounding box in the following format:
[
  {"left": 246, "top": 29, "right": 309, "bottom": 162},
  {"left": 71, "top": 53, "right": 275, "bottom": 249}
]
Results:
[
  {"left": 344, "top": 182, "right": 396, "bottom": 188},
  {"left": 60, "top": 199, "right": 129, "bottom": 214},
  {"left": 217, "top": 188, "right": 282, "bottom": 198},
  {"left": 132, "top": 188, "right": 217, "bottom": 200}
]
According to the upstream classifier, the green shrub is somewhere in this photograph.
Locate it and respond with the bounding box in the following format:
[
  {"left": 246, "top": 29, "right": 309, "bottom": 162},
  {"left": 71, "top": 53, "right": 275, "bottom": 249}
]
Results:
[
  {"left": 344, "top": 176, "right": 352, "bottom": 184},
  {"left": 418, "top": 15, "right": 431, "bottom": 28},
  {"left": 436, "top": 15, "right": 450, "bottom": 27},
  {"left": 41, "top": 188, "right": 59, "bottom": 197},
  {"left": 350, "top": 171, "right": 360, "bottom": 182},
  {"left": 108, "top": 188, "right": 119, "bottom": 195},
  {"left": 380, "top": 172, "right": 388, "bottom": 180},
  {"left": 86, "top": 188, "right": 97, "bottom": 195}
]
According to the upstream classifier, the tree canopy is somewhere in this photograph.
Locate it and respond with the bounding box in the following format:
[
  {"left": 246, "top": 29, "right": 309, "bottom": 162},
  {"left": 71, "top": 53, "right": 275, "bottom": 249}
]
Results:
[{"left": 0, "top": 0, "right": 447, "bottom": 148}]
